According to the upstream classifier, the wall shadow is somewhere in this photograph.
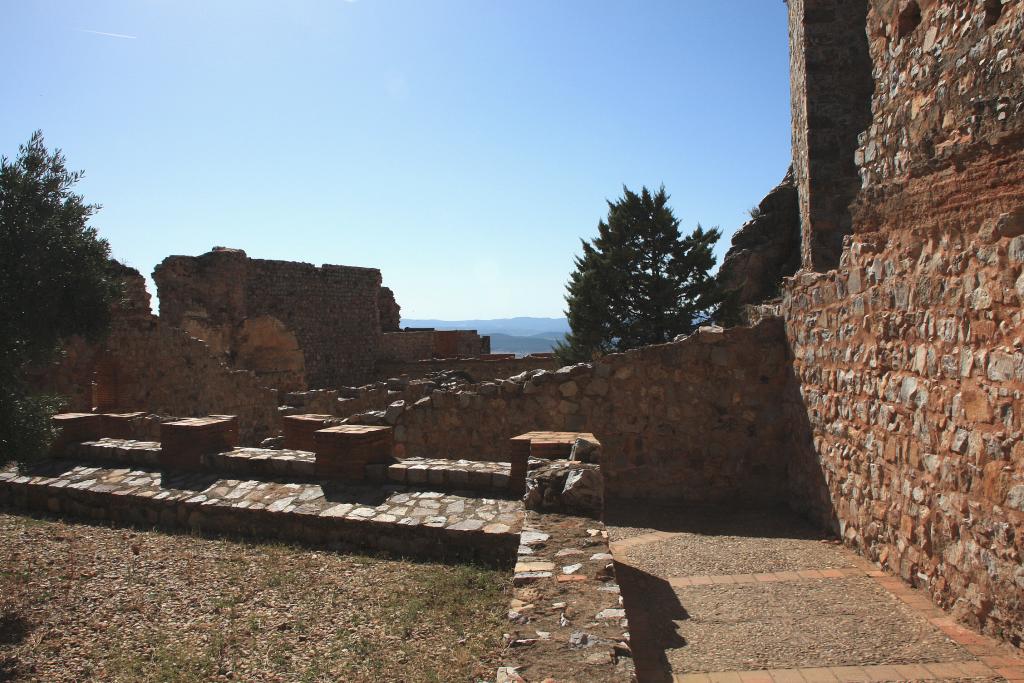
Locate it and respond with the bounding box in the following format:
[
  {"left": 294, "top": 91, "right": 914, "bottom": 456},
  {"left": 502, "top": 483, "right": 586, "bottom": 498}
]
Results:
[
  {"left": 615, "top": 561, "right": 687, "bottom": 683},
  {"left": 779, "top": 329, "right": 840, "bottom": 536}
]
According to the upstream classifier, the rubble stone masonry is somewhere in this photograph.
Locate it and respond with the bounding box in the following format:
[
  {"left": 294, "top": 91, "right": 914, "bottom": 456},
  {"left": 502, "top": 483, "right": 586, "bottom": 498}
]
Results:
[
  {"left": 154, "top": 248, "right": 383, "bottom": 387},
  {"left": 782, "top": 0, "right": 1024, "bottom": 646},
  {"left": 36, "top": 265, "right": 280, "bottom": 443},
  {"left": 387, "top": 320, "right": 795, "bottom": 506}
]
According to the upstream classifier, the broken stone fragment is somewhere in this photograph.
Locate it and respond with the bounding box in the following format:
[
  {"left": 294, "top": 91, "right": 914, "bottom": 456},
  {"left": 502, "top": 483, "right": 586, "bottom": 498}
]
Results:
[
  {"left": 569, "top": 437, "right": 601, "bottom": 463},
  {"left": 569, "top": 631, "right": 592, "bottom": 648}
]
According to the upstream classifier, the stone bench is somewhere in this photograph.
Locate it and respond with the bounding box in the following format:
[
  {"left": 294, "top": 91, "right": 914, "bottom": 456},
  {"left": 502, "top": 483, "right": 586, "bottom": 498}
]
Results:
[
  {"left": 51, "top": 413, "right": 105, "bottom": 454},
  {"left": 159, "top": 415, "right": 239, "bottom": 470},
  {"left": 313, "top": 425, "right": 393, "bottom": 480},
  {"left": 372, "top": 457, "right": 512, "bottom": 493},
  {"left": 52, "top": 411, "right": 155, "bottom": 455},
  {"left": 282, "top": 414, "right": 336, "bottom": 452}
]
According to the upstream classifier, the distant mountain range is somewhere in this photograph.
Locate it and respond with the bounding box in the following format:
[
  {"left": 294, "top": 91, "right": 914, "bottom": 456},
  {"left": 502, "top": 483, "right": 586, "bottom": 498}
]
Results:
[{"left": 400, "top": 317, "right": 569, "bottom": 356}]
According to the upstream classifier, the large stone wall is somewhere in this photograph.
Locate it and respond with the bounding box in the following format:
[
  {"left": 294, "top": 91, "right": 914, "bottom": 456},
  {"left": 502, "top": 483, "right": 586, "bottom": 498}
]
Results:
[
  {"left": 35, "top": 265, "right": 280, "bottom": 444},
  {"left": 789, "top": 0, "right": 875, "bottom": 270},
  {"left": 154, "top": 248, "right": 383, "bottom": 388},
  {"left": 385, "top": 320, "right": 794, "bottom": 503},
  {"left": 780, "top": 0, "right": 1024, "bottom": 646},
  {"left": 855, "top": 0, "right": 1022, "bottom": 193}
]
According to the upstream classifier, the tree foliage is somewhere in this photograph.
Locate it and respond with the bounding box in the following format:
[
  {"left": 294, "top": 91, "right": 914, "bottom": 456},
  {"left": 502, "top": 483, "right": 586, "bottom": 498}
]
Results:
[
  {"left": 0, "top": 131, "right": 117, "bottom": 464},
  {"left": 556, "top": 185, "right": 723, "bottom": 363}
]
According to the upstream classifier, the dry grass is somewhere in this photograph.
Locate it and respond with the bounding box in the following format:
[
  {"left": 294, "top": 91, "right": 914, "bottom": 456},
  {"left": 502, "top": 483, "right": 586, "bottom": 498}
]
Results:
[{"left": 0, "top": 511, "right": 509, "bottom": 682}]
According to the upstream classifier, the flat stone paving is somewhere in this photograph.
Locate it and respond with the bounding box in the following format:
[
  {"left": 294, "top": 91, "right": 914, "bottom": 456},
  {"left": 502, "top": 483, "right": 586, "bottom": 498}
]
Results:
[
  {"left": 72, "top": 440, "right": 512, "bottom": 492},
  {"left": 0, "top": 460, "right": 523, "bottom": 563},
  {"left": 606, "top": 506, "right": 1024, "bottom": 683}
]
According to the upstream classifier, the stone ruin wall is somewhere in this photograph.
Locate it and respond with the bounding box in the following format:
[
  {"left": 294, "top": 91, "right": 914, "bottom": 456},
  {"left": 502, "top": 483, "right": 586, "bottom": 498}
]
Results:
[
  {"left": 375, "top": 355, "right": 560, "bottom": 383},
  {"left": 367, "top": 0, "right": 1024, "bottom": 645},
  {"left": 789, "top": 0, "right": 875, "bottom": 271},
  {"left": 378, "top": 287, "right": 401, "bottom": 332},
  {"left": 378, "top": 331, "right": 437, "bottom": 362},
  {"left": 36, "top": 265, "right": 280, "bottom": 444},
  {"left": 377, "top": 329, "right": 494, "bottom": 365},
  {"left": 782, "top": 0, "right": 1024, "bottom": 645},
  {"left": 154, "top": 248, "right": 383, "bottom": 389},
  {"left": 385, "top": 320, "right": 795, "bottom": 505}
]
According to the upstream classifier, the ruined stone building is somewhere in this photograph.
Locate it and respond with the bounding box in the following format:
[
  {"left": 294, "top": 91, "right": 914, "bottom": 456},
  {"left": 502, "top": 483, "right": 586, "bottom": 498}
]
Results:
[
  {"left": 19, "top": 0, "right": 1024, "bottom": 655},
  {"left": 384, "top": 0, "right": 1024, "bottom": 646}
]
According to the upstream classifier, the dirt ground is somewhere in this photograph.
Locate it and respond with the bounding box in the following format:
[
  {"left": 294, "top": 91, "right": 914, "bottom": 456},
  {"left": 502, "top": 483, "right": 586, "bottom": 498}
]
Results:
[{"left": 0, "top": 510, "right": 509, "bottom": 683}]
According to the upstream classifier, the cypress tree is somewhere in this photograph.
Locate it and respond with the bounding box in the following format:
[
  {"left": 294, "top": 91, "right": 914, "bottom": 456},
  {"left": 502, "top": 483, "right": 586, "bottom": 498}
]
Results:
[{"left": 556, "top": 186, "right": 722, "bottom": 363}]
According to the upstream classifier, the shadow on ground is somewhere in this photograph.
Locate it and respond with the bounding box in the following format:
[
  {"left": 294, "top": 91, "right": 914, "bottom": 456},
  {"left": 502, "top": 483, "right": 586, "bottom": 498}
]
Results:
[{"left": 616, "top": 561, "right": 687, "bottom": 683}]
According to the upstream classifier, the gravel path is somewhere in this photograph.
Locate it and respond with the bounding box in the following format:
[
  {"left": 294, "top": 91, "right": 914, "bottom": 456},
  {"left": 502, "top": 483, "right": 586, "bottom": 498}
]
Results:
[
  {"left": 667, "top": 577, "right": 967, "bottom": 672},
  {"left": 606, "top": 506, "right": 998, "bottom": 682},
  {"left": 622, "top": 532, "right": 854, "bottom": 577}
]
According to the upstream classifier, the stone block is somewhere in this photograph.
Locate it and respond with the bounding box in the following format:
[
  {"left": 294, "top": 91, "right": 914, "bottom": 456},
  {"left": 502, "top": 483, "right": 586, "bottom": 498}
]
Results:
[
  {"left": 282, "top": 414, "right": 334, "bottom": 452},
  {"left": 160, "top": 415, "right": 239, "bottom": 470},
  {"left": 101, "top": 412, "right": 147, "bottom": 439},
  {"left": 313, "top": 425, "right": 393, "bottom": 480},
  {"left": 50, "top": 413, "right": 104, "bottom": 455}
]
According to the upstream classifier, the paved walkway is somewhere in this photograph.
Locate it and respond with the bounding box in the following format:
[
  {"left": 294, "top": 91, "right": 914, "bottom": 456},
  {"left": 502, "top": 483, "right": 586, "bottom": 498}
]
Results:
[{"left": 605, "top": 507, "right": 1024, "bottom": 683}]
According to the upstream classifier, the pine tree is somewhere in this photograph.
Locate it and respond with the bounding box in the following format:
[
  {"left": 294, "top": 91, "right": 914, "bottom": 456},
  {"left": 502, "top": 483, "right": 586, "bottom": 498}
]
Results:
[{"left": 556, "top": 186, "right": 722, "bottom": 363}]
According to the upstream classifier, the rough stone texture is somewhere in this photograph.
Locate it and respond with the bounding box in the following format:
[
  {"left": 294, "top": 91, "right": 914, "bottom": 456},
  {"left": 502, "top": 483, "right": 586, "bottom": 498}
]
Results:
[
  {"left": 232, "top": 315, "right": 306, "bottom": 392},
  {"left": 154, "top": 247, "right": 383, "bottom": 387},
  {"left": 388, "top": 320, "right": 794, "bottom": 504},
  {"left": 379, "top": 330, "right": 436, "bottom": 362},
  {"left": 502, "top": 513, "right": 634, "bottom": 682},
  {"left": 282, "top": 380, "right": 437, "bottom": 421},
  {"left": 378, "top": 286, "right": 401, "bottom": 332},
  {"left": 524, "top": 460, "right": 604, "bottom": 518},
  {"left": 375, "top": 355, "right": 559, "bottom": 382},
  {"left": 854, "top": 0, "right": 1023, "bottom": 196},
  {"left": 781, "top": 0, "right": 1024, "bottom": 648},
  {"left": 717, "top": 167, "right": 801, "bottom": 313},
  {"left": 783, "top": 200, "right": 1024, "bottom": 646},
  {"left": 789, "top": 0, "right": 875, "bottom": 270},
  {"left": 32, "top": 265, "right": 280, "bottom": 444},
  {"left": 378, "top": 329, "right": 494, "bottom": 364},
  {"left": 434, "top": 329, "right": 491, "bottom": 358}
]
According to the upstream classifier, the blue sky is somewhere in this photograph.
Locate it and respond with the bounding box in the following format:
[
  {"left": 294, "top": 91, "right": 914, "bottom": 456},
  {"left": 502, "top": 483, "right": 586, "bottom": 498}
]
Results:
[{"left": 1, "top": 0, "right": 791, "bottom": 319}]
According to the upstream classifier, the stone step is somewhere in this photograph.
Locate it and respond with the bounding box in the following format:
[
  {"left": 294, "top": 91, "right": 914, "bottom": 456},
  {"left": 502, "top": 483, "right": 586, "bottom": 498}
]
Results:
[
  {"left": 0, "top": 462, "right": 522, "bottom": 564},
  {"left": 70, "top": 439, "right": 316, "bottom": 479},
  {"left": 69, "top": 440, "right": 514, "bottom": 493},
  {"left": 370, "top": 457, "right": 512, "bottom": 493}
]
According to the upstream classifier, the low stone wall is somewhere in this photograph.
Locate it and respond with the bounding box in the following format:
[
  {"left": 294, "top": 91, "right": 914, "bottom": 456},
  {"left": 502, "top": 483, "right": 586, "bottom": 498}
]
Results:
[
  {"left": 377, "top": 330, "right": 494, "bottom": 365},
  {"left": 283, "top": 380, "right": 435, "bottom": 419},
  {"left": 386, "top": 320, "right": 794, "bottom": 503},
  {"left": 375, "top": 355, "right": 560, "bottom": 383},
  {"left": 378, "top": 331, "right": 435, "bottom": 362}
]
